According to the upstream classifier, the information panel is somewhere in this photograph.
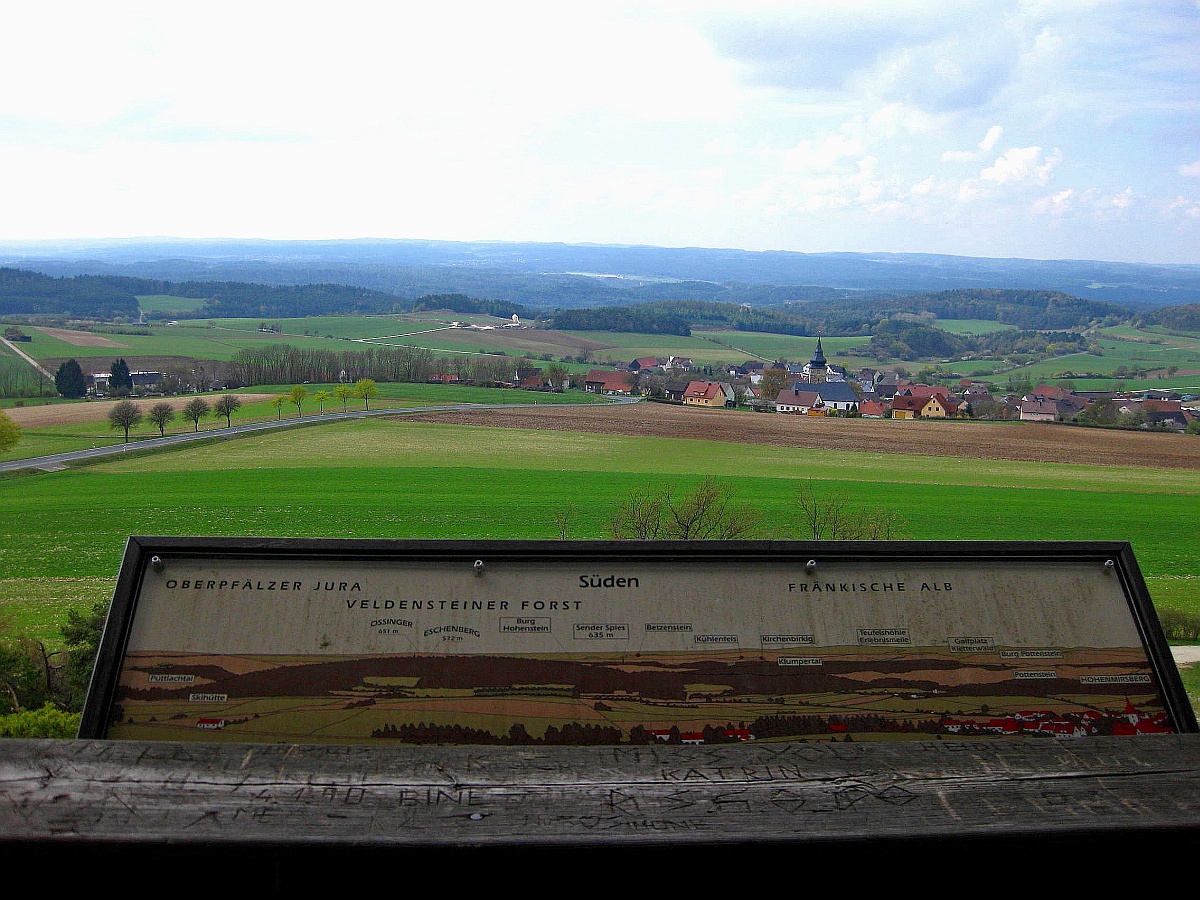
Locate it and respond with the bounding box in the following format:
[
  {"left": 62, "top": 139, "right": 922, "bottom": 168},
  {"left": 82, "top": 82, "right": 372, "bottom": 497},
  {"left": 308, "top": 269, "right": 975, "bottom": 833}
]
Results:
[{"left": 80, "top": 538, "right": 1196, "bottom": 744}]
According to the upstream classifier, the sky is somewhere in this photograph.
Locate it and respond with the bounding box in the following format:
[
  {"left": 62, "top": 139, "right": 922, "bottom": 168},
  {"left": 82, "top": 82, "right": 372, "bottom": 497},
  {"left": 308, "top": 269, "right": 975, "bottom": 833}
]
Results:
[{"left": 2, "top": 1, "right": 1199, "bottom": 264}]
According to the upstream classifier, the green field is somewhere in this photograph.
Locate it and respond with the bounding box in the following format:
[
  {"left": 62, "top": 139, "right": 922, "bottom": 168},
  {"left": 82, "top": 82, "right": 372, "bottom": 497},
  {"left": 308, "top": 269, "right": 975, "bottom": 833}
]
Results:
[
  {"left": 3, "top": 312, "right": 1200, "bottom": 665},
  {"left": 0, "top": 383, "right": 610, "bottom": 463},
  {"left": 6, "top": 312, "right": 1200, "bottom": 395},
  {"left": 136, "top": 295, "right": 208, "bottom": 314},
  {"left": 934, "top": 319, "right": 1021, "bottom": 336},
  {"left": 2, "top": 416, "right": 1197, "bottom": 650},
  {"left": 942, "top": 325, "right": 1200, "bottom": 393}
]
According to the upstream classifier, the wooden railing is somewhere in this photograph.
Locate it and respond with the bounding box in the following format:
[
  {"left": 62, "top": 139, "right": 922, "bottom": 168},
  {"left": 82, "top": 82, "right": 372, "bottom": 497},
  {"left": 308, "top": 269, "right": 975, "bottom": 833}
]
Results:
[{"left": 3, "top": 734, "right": 1199, "bottom": 886}]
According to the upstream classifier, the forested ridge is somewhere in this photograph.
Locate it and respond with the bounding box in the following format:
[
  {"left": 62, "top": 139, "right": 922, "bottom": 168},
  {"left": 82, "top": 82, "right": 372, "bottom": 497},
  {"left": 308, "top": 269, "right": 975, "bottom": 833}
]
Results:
[
  {"left": 0, "top": 268, "right": 140, "bottom": 318},
  {"left": 1143, "top": 304, "right": 1200, "bottom": 332},
  {"left": 545, "top": 289, "right": 1128, "bottom": 337},
  {"left": 5, "top": 267, "right": 1198, "bottom": 351}
]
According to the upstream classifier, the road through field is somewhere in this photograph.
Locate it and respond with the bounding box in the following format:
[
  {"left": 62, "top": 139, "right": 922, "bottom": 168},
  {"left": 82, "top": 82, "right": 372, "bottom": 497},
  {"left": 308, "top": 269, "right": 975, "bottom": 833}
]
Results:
[{"left": 0, "top": 396, "right": 640, "bottom": 473}]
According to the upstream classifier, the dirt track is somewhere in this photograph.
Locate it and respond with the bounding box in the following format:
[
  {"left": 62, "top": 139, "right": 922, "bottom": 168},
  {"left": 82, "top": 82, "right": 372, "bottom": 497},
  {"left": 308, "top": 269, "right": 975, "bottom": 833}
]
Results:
[{"left": 402, "top": 402, "right": 1200, "bottom": 470}]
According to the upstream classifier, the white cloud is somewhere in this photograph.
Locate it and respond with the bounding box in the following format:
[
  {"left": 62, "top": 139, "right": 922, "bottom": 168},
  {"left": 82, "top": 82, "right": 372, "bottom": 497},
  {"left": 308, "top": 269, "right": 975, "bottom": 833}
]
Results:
[
  {"left": 1110, "top": 187, "right": 1134, "bottom": 210},
  {"left": 941, "top": 124, "right": 1004, "bottom": 163},
  {"left": 910, "top": 176, "right": 938, "bottom": 195},
  {"left": 956, "top": 181, "right": 990, "bottom": 202},
  {"left": 1169, "top": 196, "right": 1200, "bottom": 219},
  {"left": 981, "top": 146, "right": 1061, "bottom": 186},
  {"left": 941, "top": 149, "right": 978, "bottom": 163},
  {"left": 1034, "top": 189, "right": 1075, "bottom": 216},
  {"left": 0, "top": 2, "right": 1198, "bottom": 260},
  {"left": 780, "top": 134, "right": 866, "bottom": 173}
]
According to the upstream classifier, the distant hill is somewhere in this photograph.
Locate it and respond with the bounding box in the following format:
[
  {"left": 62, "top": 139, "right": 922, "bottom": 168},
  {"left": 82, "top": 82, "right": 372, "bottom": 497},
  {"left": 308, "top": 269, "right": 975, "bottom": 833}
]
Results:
[
  {"left": 0, "top": 259, "right": 1141, "bottom": 344},
  {"left": 2, "top": 237, "right": 1198, "bottom": 309},
  {"left": 0, "top": 267, "right": 139, "bottom": 318},
  {"left": 803, "top": 288, "right": 1127, "bottom": 332},
  {"left": 1141, "top": 304, "right": 1200, "bottom": 333},
  {"left": 0, "top": 269, "right": 412, "bottom": 319},
  {"left": 107, "top": 277, "right": 409, "bottom": 319},
  {"left": 550, "top": 290, "right": 1126, "bottom": 337}
]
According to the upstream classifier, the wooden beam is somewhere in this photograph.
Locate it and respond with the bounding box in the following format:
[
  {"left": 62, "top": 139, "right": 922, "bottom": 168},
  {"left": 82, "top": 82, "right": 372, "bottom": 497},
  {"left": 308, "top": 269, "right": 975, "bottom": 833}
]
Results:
[{"left": 4, "top": 736, "right": 1199, "bottom": 847}]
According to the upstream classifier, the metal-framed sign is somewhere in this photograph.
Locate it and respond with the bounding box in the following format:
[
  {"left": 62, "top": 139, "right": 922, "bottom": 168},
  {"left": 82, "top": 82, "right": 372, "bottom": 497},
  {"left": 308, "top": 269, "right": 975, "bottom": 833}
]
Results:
[{"left": 80, "top": 537, "right": 1197, "bottom": 744}]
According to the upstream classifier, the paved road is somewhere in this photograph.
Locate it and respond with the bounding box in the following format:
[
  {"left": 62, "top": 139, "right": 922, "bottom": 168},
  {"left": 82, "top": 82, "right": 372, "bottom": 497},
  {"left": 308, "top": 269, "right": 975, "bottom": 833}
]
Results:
[{"left": 0, "top": 397, "right": 638, "bottom": 474}]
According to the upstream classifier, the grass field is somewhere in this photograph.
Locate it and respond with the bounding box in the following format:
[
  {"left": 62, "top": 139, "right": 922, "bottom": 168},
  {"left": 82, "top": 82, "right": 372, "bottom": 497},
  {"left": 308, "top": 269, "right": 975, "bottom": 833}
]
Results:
[
  {"left": 0, "top": 383, "right": 609, "bottom": 462},
  {"left": 934, "top": 319, "right": 1020, "bottom": 336},
  {"left": 2, "top": 415, "right": 1197, "bottom": 650},
  {"left": 136, "top": 295, "right": 208, "bottom": 314},
  {"left": 6, "top": 311, "right": 1200, "bottom": 395}
]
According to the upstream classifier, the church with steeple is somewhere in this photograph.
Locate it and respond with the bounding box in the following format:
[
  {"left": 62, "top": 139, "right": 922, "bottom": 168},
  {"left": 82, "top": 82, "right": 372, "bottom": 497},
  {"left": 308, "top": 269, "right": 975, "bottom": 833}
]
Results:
[{"left": 801, "top": 336, "right": 827, "bottom": 383}]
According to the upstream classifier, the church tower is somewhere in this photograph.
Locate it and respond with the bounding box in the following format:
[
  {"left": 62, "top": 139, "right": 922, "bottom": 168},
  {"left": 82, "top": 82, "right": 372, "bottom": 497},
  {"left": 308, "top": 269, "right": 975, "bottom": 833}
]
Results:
[{"left": 807, "top": 336, "right": 827, "bottom": 383}]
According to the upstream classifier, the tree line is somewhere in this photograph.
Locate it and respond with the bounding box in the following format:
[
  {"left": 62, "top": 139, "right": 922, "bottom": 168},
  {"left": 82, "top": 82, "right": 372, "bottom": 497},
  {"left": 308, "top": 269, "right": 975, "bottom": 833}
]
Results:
[
  {"left": 0, "top": 268, "right": 140, "bottom": 318},
  {"left": 228, "top": 343, "right": 436, "bottom": 385},
  {"left": 228, "top": 343, "right": 530, "bottom": 388}
]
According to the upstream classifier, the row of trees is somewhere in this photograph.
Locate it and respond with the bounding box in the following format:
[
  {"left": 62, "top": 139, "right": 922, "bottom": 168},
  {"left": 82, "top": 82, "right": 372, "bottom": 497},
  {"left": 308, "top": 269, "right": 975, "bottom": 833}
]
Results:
[
  {"left": 267, "top": 380, "right": 379, "bottom": 419},
  {"left": 230, "top": 342, "right": 568, "bottom": 390},
  {"left": 104, "top": 379, "right": 383, "bottom": 443},
  {"left": 550, "top": 476, "right": 904, "bottom": 542},
  {"left": 229, "top": 344, "right": 435, "bottom": 386},
  {"left": 0, "top": 355, "right": 53, "bottom": 399},
  {"left": 106, "top": 394, "right": 243, "bottom": 442}
]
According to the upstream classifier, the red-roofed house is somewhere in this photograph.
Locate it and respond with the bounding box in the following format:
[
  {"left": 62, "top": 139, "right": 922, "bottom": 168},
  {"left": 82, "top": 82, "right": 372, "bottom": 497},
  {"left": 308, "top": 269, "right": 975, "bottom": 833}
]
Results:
[
  {"left": 584, "top": 370, "right": 634, "bottom": 395},
  {"left": 683, "top": 381, "right": 733, "bottom": 407},
  {"left": 891, "top": 392, "right": 961, "bottom": 419}
]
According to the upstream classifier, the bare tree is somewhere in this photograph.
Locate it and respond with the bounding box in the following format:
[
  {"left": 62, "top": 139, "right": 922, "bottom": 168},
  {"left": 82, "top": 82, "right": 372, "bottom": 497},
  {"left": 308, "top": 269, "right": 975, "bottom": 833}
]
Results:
[
  {"left": 792, "top": 480, "right": 904, "bottom": 540},
  {"left": 552, "top": 503, "right": 579, "bottom": 539},
  {"left": 182, "top": 397, "right": 210, "bottom": 432},
  {"left": 106, "top": 399, "right": 142, "bottom": 443},
  {"left": 608, "top": 484, "right": 666, "bottom": 539},
  {"left": 213, "top": 394, "right": 242, "bottom": 427},
  {"left": 609, "top": 477, "right": 761, "bottom": 540},
  {"left": 147, "top": 402, "right": 175, "bottom": 437}
]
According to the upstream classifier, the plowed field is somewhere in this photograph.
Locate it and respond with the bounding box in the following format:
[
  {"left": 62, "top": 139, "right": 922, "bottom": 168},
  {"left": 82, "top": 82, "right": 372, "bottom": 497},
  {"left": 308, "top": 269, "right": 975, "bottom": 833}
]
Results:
[
  {"left": 5, "top": 394, "right": 278, "bottom": 427},
  {"left": 403, "top": 402, "right": 1200, "bottom": 470}
]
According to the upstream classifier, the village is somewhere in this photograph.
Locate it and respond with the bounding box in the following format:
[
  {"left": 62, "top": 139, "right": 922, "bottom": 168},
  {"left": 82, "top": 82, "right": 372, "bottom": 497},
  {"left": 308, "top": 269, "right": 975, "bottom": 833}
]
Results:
[
  {"left": 55, "top": 332, "right": 1198, "bottom": 435},
  {"left": 577, "top": 337, "right": 1199, "bottom": 431}
]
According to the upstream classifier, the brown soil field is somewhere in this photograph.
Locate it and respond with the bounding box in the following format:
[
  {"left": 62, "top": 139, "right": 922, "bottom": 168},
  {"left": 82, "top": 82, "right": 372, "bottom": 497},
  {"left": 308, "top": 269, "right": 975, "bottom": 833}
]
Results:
[
  {"left": 7, "top": 394, "right": 1195, "bottom": 469},
  {"left": 34, "top": 327, "right": 131, "bottom": 348},
  {"left": 402, "top": 401, "right": 1200, "bottom": 470},
  {"left": 5, "top": 394, "right": 278, "bottom": 427}
]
